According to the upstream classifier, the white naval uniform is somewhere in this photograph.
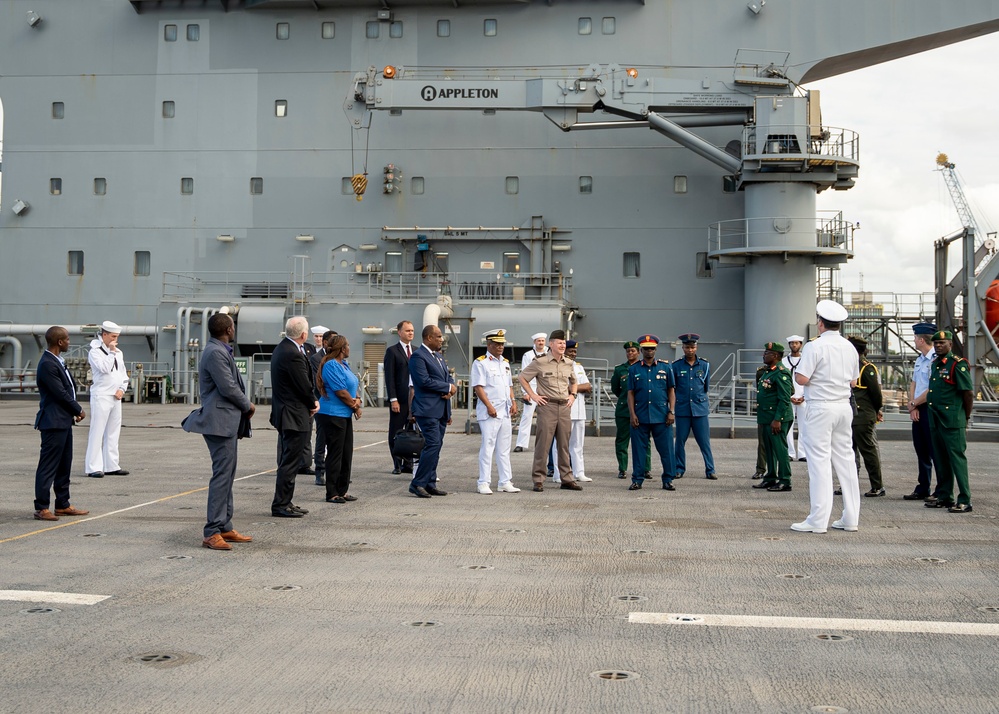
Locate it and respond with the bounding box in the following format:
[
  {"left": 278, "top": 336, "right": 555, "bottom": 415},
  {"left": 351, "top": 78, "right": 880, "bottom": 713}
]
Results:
[
  {"left": 797, "top": 330, "right": 861, "bottom": 530},
  {"left": 85, "top": 338, "right": 130, "bottom": 474},
  {"left": 515, "top": 349, "right": 546, "bottom": 449},
  {"left": 552, "top": 361, "right": 588, "bottom": 482},
  {"left": 471, "top": 353, "right": 516, "bottom": 488},
  {"left": 782, "top": 353, "right": 807, "bottom": 459}
]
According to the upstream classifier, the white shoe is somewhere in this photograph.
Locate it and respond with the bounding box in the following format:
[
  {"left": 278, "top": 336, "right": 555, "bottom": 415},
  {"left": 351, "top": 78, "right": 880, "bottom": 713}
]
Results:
[
  {"left": 831, "top": 519, "right": 858, "bottom": 532},
  {"left": 575, "top": 475, "right": 593, "bottom": 482},
  {"left": 477, "top": 485, "right": 493, "bottom": 495},
  {"left": 552, "top": 478, "right": 562, "bottom": 484},
  {"left": 790, "top": 521, "right": 827, "bottom": 534},
  {"left": 497, "top": 483, "right": 521, "bottom": 493}
]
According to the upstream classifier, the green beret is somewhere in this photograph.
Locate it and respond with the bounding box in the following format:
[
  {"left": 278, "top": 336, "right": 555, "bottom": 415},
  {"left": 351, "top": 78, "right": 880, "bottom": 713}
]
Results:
[
  {"left": 932, "top": 330, "right": 954, "bottom": 341},
  {"left": 764, "top": 341, "right": 785, "bottom": 354},
  {"left": 623, "top": 341, "right": 640, "bottom": 349}
]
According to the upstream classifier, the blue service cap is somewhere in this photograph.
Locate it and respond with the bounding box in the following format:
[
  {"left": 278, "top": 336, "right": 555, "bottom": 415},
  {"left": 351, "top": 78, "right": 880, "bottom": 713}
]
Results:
[
  {"left": 566, "top": 339, "right": 578, "bottom": 349},
  {"left": 912, "top": 322, "right": 937, "bottom": 336},
  {"left": 678, "top": 333, "right": 700, "bottom": 344}
]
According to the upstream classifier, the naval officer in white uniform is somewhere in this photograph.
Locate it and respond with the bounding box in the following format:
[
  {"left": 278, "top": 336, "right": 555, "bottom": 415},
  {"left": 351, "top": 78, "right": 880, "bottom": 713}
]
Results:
[
  {"left": 85, "top": 321, "right": 131, "bottom": 477},
  {"left": 513, "top": 332, "right": 547, "bottom": 452},
  {"left": 791, "top": 300, "right": 861, "bottom": 534},
  {"left": 471, "top": 329, "right": 521, "bottom": 494},
  {"left": 782, "top": 334, "right": 807, "bottom": 460}
]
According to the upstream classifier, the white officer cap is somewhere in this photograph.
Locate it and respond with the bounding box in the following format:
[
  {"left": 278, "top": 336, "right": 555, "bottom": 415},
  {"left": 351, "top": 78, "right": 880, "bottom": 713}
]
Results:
[
  {"left": 531, "top": 332, "right": 547, "bottom": 341},
  {"left": 785, "top": 334, "right": 805, "bottom": 343},
  {"left": 483, "top": 329, "right": 507, "bottom": 343},
  {"left": 815, "top": 300, "right": 848, "bottom": 322},
  {"left": 101, "top": 320, "right": 122, "bottom": 334},
  {"left": 311, "top": 325, "right": 329, "bottom": 335}
]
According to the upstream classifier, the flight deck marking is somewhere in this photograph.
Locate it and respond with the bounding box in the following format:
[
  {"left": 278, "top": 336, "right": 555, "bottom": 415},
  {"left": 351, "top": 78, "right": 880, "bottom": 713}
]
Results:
[
  {"left": 2, "top": 440, "right": 386, "bottom": 545},
  {"left": 0, "top": 590, "right": 110, "bottom": 605},
  {"left": 628, "top": 612, "right": 999, "bottom": 636}
]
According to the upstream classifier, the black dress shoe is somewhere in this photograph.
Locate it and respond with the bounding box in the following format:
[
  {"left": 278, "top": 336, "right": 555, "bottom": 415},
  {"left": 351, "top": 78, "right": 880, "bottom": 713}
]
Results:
[
  {"left": 628, "top": 482, "right": 642, "bottom": 490},
  {"left": 425, "top": 486, "right": 448, "bottom": 496},
  {"left": 751, "top": 473, "right": 764, "bottom": 480},
  {"left": 798, "top": 457, "right": 807, "bottom": 462},
  {"left": 618, "top": 471, "right": 626, "bottom": 479},
  {"left": 674, "top": 472, "right": 684, "bottom": 479},
  {"left": 767, "top": 483, "right": 792, "bottom": 492},
  {"left": 706, "top": 473, "right": 718, "bottom": 480},
  {"left": 752, "top": 481, "right": 777, "bottom": 489},
  {"left": 560, "top": 482, "right": 582, "bottom": 491},
  {"left": 105, "top": 469, "right": 130, "bottom": 475},
  {"left": 546, "top": 471, "right": 554, "bottom": 478},
  {"left": 903, "top": 491, "right": 928, "bottom": 501},
  {"left": 342, "top": 495, "right": 358, "bottom": 502},
  {"left": 290, "top": 505, "right": 309, "bottom": 514},
  {"left": 865, "top": 488, "right": 886, "bottom": 497},
  {"left": 949, "top": 503, "right": 973, "bottom": 513},
  {"left": 315, "top": 478, "right": 326, "bottom": 486},
  {"left": 833, "top": 488, "right": 842, "bottom": 495},
  {"left": 271, "top": 507, "right": 304, "bottom": 518},
  {"left": 513, "top": 446, "right": 524, "bottom": 453},
  {"left": 298, "top": 467, "right": 316, "bottom": 476},
  {"left": 86, "top": 472, "right": 104, "bottom": 478},
  {"left": 392, "top": 468, "right": 402, "bottom": 475},
  {"left": 925, "top": 500, "right": 955, "bottom": 509},
  {"left": 533, "top": 485, "right": 544, "bottom": 492},
  {"left": 409, "top": 486, "right": 432, "bottom": 498},
  {"left": 662, "top": 482, "right": 675, "bottom": 491},
  {"left": 401, "top": 467, "right": 414, "bottom": 474}
]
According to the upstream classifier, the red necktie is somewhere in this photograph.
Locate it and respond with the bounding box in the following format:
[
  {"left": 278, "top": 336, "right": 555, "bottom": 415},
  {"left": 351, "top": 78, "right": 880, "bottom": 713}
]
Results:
[{"left": 405, "top": 344, "right": 412, "bottom": 359}]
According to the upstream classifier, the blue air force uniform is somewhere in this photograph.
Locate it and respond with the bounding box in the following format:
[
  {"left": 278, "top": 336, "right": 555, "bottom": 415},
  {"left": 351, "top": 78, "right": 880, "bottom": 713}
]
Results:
[
  {"left": 671, "top": 334, "right": 716, "bottom": 478},
  {"left": 627, "top": 334, "right": 677, "bottom": 488}
]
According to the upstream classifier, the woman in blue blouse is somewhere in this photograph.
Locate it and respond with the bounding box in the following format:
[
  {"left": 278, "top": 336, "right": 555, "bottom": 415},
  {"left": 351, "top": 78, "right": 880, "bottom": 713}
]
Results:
[{"left": 315, "top": 334, "right": 362, "bottom": 503}]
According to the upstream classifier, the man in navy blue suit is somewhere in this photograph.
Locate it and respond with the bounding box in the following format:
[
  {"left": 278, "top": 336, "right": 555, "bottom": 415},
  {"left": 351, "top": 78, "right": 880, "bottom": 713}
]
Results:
[
  {"left": 408, "top": 324, "right": 456, "bottom": 498},
  {"left": 32, "top": 326, "right": 90, "bottom": 521}
]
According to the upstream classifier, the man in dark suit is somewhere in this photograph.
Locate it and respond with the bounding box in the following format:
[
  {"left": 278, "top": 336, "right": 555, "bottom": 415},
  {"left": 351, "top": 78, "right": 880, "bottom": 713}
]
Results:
[
  {"left": 384, "top": 319, "right": 415, "bottom": 474},
  {"left": 182, "top": 313, "right": 256, "bottom": 550},
  {"left": 32, "top": 326, "right": 90, "bottom": 521},
  {"left": 408, "top": 324, "right": 456, "bottom": 498},
  {"left": 270, "top": 316, "right": 318, "bottom": 517}
]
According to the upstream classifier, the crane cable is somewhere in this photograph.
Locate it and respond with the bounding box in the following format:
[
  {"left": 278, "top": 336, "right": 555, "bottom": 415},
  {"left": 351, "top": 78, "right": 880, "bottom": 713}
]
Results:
[{"left": 350, "top": 115, "right": 372, "bottom": 201}]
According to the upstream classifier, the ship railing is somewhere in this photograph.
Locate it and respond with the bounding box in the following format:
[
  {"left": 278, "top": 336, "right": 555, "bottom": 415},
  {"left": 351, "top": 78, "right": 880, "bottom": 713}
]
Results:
[
  {"left": 708, "top": 211, "right": 854, "bottom": 256},
  {"left": 742, "top": 124, "right": 859, "bottom": 165}
]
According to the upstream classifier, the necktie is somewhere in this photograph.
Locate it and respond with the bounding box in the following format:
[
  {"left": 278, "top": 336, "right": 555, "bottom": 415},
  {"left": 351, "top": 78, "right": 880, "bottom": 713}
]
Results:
[{"left": 405, "top": 344, "right": 411, "bottom": 359}]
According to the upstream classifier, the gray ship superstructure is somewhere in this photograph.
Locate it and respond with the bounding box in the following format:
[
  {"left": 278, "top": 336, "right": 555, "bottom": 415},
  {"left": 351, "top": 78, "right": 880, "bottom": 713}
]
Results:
[{"left": 2, "top": 1, "right": 999, "bottom": 400}]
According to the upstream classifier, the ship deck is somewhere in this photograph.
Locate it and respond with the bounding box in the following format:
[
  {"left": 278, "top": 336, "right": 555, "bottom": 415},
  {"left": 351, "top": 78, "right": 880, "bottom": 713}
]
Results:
[{"left": 1, "top": 402, "right": 997, "bottom": 713}]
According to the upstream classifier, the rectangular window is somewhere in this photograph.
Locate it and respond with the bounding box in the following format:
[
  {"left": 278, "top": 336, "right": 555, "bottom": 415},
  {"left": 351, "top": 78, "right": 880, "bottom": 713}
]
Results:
[
  {"left": 602, "top": 17, "right": 616, "bottom": 35},
  {"left": 94, "top": 178, "right": 107, "bottom": 196},
  {"left": 674, "top": 175, "right": 688, "bottom": 194},
  {"left": 385, "top": 251, "right": 403, "bottom": 273},
  {"left": 250, "top": 177, "right": 263, "bottom": 195},
  {"left": 484, "top": 19, "right": 497, "bottom": 37},
  {"left": 186, "top": 24, "right": 200, "bottom": 41},
  {"left": 50, "top": 178, "right": 62, "bottom": 196},
  {"left": 162, "top": 100, "right": 175, "bottom": 118},
  {"left": 68, "top": 251, "right": 84, "bottom": 276},
  {"left": 433, "top": 252, "right": 449, "bottom": 274},
  {"left": 411, "top": 176, "right": 425, "bottom": 195},
  {"left": 505, "top": 176, "right": 519, "bottom": 195},
  {"left": 624, "top": 252, "right": 640, "bottom": 278},
  {"left": 164, "top": 24, "right": 177, "bottom": 42},
  {"left": 321, "top": 22, "right": 335, "bottom": 39},
  {"left": 341, "top": 177, "right": 353, "bottom": 195},
  {"left": 366, "top": 21, "right": 379, "bottom": 39},
  {"left": 276, "top": 22, "right": 290, "bottom": 40},
  {"left": 437, "top": 20, "right": 450, "bottom": 37},
  {"left": 578, "top": 18, "right": 592, "bottom": 35},
  {"left": 52, "top": 102, "right": 65, "bottom": 119},
  {"left": 503, "top": 253, "right": 521, "bottom": 273},
  {"left": 134, "top": 251, "right": 151, "bottom": 277},
  {"left": 180, "top": 177, "right": 194, "bottom": 195},
  {"left": 389, "top": 21, "right": 403, "bottom": 38},
  {"left": 275, "top": 100, "right": 288, "bottom": 118},
  {"left": 579, "top": 176, "right": 593, "bottom": 194},
  {"left": 696, "top": 251, "right": 715, "bottom": 279},
  {"left": 389, "top": 108, "right": 403, "bottom": 116}
]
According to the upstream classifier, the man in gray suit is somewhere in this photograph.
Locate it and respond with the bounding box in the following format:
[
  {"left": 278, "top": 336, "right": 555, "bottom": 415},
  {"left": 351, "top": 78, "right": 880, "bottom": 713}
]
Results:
[{"left": 182, "top": 313, "right": 256, "bottom": 551}]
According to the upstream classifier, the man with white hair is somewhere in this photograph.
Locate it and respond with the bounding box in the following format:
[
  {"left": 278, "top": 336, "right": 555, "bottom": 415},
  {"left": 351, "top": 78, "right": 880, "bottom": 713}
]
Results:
[
  {"left": 782, "top": 335, "right": 807, "bottom": 461},
  {"left": 513, "top": 332, "right": 547, "bottom": 452},
  {"left": 269, "top": 316, "right": 319, "bottom": 518},
  {"left": 85, "top": 321, "right": 131, "bottom": 478},
  {"left": 791, "top": 301, "right": 861, "bottom": 534}
]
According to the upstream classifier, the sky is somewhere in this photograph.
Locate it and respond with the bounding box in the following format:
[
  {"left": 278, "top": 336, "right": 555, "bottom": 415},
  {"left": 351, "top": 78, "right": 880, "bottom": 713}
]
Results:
[
  {"left": 810, "top": 32, "right": 999, "bottom": 298},
  {"left": 1, "top": 32, "right": 997, "bottom": 301}
]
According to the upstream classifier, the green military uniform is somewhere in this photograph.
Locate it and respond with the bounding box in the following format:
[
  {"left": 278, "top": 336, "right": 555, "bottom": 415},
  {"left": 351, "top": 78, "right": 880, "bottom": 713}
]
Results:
[
  {"left": 851, "top": 357, "right": 884, "bottom": 492},
  {"left": 611, "top": 342, "right": 650, "bottom": 477},
  {"left": 926, "top": 334, "right": 973, "bottom": 508},
  {"left": 755, "top": 347, "right": 793, "bottom": 488}
]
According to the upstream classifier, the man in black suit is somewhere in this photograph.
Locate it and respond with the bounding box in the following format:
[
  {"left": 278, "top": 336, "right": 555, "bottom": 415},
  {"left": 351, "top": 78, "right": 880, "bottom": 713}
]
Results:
[
  {"left": 32, "top": 326, "right": 90, "bottom": 521},
  {"left": 384, "top": 319, "right": 415, "bottom": 474},
  {"left": 269, "top": 316, "right": 318, "bottom": 518},
  {"left": 308, "top": 327, "right": 333, "bottom": 486}
]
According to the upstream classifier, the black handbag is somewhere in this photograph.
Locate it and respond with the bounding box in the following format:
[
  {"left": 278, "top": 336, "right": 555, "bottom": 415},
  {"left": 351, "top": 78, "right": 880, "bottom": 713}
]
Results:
[{"left": 392, "top": 421, "right": 425, "bottom": 459}]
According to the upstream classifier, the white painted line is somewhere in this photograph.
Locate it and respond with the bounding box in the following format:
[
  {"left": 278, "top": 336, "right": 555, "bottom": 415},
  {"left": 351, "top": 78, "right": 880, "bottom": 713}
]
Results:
[
  {"left": 354, "top": 439, "right": 387, "bottom": 450},
  {"left": 0, "top": 590, "right": 111, "bottom": 605},
  {"left": 628, "top": 612, "right": 999, "bottom": 637}
]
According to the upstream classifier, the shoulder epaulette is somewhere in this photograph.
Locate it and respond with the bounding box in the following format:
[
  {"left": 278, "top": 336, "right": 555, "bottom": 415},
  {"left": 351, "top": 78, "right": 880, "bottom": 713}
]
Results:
[{"left": 476, "top": 355, "right": 487, "bottom": 361}]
